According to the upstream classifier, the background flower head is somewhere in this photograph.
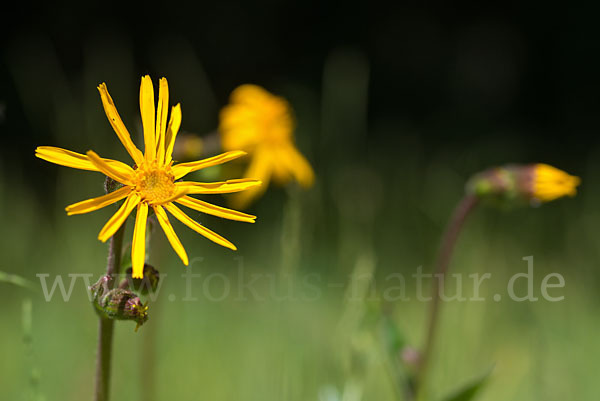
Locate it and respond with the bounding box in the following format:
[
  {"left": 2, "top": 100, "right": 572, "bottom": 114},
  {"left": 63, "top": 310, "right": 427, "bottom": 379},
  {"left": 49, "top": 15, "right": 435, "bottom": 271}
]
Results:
[
  {"left": 466, "top": 163, "right": 581, "bottom": 205},
  {"left": 219, "top": 84, "right": 314, "bottom": 208}
]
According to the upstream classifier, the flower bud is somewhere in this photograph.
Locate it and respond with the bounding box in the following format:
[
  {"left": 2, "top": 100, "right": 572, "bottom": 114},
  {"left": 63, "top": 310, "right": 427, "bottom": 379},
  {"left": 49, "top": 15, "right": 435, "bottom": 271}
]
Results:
[
  {"left": 466, "top": 163, "right": 580, "bottom": 206},
  {"left": 103, "top": 289, "right": 148, "bottom": 331},
  {"left": 90, "top": 275, "right": 149, "bottom": 331}
]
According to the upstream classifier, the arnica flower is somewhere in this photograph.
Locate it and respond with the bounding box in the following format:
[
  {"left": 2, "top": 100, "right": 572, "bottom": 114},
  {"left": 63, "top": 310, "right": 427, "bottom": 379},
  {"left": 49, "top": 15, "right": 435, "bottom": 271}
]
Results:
[
  {"left": 467, "top": 163, "right": 581, "bottom": 204},
  {"left": 219, "top": 84, "right": 314, "bottom": 208},
  {"left": 36, "top": 76, "right": 261, "bottom": 278}
]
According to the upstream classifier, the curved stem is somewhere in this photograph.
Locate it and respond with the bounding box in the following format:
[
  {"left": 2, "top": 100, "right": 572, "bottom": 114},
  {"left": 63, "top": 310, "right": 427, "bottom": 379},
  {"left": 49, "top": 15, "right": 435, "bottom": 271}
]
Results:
[
  {"left": 94, "top": 223, "right": 126, "bottom": 401},
  {"left": 415, "top": 194, "right": 478, "bottom": 401}
]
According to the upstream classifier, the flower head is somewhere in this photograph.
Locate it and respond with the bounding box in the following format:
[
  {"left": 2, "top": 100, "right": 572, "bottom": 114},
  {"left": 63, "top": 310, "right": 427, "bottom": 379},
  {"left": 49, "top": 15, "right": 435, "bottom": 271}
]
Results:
[
  {"left": 36, "top": 76, "right": 261, "bottom": 278},
  {"left": 467, "top": 163, "right": 580, "bottom": 205},
  {"left": 219, "top": 84, "right": 314, "bottom": 208}
]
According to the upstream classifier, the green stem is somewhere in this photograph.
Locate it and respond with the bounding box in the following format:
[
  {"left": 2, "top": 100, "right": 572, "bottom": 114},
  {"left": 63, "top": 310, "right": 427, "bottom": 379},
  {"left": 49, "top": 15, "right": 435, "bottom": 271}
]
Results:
[
  {"left": 141, "top": 216, "right": 157, "bottom": 401},
  {"left": 415, "top": 194, "right": 478, "bottom": 401},
  {"left": 94, "top": 223, "right": 126, "bottom": 401}
]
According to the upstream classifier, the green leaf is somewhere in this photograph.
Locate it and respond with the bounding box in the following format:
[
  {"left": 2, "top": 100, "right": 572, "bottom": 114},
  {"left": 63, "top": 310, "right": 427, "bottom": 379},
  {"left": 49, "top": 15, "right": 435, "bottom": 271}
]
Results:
[
  {"left": 0, "top": 271, "right": 35, "bottom": 290},
  {"left": 441, "top": 367, "right": 493, "bottom": 401},
  {"left": 380, "top": 315, "right": 406, "bottom": 357}
]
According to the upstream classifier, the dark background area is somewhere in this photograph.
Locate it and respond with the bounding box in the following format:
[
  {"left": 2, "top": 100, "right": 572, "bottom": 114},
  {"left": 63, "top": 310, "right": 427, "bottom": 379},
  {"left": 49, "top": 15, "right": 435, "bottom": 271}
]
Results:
[{"left": 3, "top": 2, "right": 599, "bottom": 177}]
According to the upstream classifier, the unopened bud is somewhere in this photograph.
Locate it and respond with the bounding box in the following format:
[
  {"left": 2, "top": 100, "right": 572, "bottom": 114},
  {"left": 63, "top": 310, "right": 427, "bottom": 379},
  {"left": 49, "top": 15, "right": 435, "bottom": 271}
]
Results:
[
  {"left": 466, "top": 163, "right": 580, "bottom": 206},
  {"left": 91, "top": 276, "right": 149, "bottom": 331},
  {"left": 102, "top": 289, "right": 148, "bottom": 331}
]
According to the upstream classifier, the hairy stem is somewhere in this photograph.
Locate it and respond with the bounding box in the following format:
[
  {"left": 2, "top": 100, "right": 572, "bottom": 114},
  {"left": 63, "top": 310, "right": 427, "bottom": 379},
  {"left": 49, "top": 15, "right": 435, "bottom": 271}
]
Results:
[
  {"left": 94, "top": 223, "right": 126, "bottom": 401},
  {"left": 415, "top": 194, "right": 478, "bottom": 401}
]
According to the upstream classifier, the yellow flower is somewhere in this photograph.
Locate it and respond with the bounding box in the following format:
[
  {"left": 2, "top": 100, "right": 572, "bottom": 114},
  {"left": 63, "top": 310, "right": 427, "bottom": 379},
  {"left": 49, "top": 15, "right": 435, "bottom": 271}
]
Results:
[
  {"left": 467, "top": 163, "right": 580, "bottom": 205},
  {"left": 219, "top": 84, "right": 314, "bottom": 208},
  {"left": 36, "top": 76, "right": 261, "bottom": 278},
  {"left": 532, "top": 163, "right": 581, "bottom": 202}
]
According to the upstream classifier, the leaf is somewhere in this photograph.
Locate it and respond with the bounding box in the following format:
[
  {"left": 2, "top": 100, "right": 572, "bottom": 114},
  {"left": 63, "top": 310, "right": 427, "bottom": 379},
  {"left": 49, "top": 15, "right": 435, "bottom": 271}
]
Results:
[
  {"left": 380, "top": 315, "right": 406, "bottom": 358},
  {"left": 441, "top": 367, "right": 493, "bottom": 401},
  {"left": 379, "top": 316, "right": 416, "bottom": 398},
  {"left": 0, "top": 271, "right": 35, "bottom": 290}
]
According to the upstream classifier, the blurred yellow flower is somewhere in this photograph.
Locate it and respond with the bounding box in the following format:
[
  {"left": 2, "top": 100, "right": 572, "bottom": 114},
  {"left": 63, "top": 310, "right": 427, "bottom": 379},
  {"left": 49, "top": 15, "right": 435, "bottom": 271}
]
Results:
[
  {"left": 532, "top": 163, "right": 581, "bottom": 202},
  {"left": 219, "top": 84, "right": 314, "bottom": 208},
  {"left": 467, "top": 163, "right": 580, "bottom": 205},
  {"left": 36, "top": 76, "right": 260, "bottom": 278}
]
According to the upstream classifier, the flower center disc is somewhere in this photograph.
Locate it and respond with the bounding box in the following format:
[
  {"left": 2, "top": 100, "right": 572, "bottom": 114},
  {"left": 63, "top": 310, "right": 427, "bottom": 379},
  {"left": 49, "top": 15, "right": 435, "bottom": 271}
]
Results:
[{"left": 135, "top": 164, "right": 175, "bottom": 204}]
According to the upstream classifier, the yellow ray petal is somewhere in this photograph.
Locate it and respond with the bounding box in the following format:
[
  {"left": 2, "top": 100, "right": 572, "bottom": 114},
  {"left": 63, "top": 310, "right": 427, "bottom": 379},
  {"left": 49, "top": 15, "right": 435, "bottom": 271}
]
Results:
[
  {"left": 230, "top": 84, "right": 272, "bottom": 106},
  {"left": 228, "top": 150, "right": 272, "bottom": 209},
  {"left": 164, "top": 104, "right": 182, "bottom": 164},
  {"left": 164, "top": 203, "right": 237, "bottom": 250},
  {"left": 97, "top": 83, "right": 144, "bottom": 165},
  {"left": 98, "top": 193, "right": 141, "bottom": 242},
  {"left": 153, "top": 205, "right": 189, "bottom": 265},
  {"left": 140, "top": 75, "right": 156, "bottom": 161},
  {"left": 176, "top": 178, "right": 262, "bottom": 194},
  {"left": 171, "top": 150, "right": 247, "bottom": 179},
  {"left": 35, "top": 146, "right": 130, "bottom": 173},
  {"left": 280, "top": 145, "right": 315, "bottom": 187},
  {"left": 131, "top": 202, "right": 149, "bottom": 278},
  {"left": 533, "top": 163, "right": 580, "bottom": 202},
  {"left": 176, "top": 196, "right": 256, "bottom": 223},
  {"left": 156, "top": 78, "right": 169, "bottom": 165},
  {"left": 86, "top": 151, "right": 134, "bottom": 185},
  {"left": 66, "top": 186, "right": 132, "bottom": 216}
]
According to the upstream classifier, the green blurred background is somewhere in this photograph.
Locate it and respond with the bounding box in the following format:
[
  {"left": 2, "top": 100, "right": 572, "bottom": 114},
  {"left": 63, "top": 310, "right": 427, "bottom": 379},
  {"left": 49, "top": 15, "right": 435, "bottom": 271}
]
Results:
[{"left": 1, "top": 3, "right": 599, "bottom": 400}]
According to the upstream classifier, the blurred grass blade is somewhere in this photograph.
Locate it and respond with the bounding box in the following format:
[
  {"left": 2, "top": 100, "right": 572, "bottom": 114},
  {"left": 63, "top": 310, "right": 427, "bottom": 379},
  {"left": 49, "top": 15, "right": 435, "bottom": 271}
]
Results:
[
  {"left": 380, "top": 316, "right": 406, "bottom": 357},
  {"left": 441, "top": 367, "right": 493, "bottom": 401},
  {"left": 379, "top": 315, "right": 413, "bottom": 400},
  {"left": 0, "top": 271, "right": 35, "bottom": 290},
  {"left": 23, "top": 298, "right": 46, "bottom": 401}
]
